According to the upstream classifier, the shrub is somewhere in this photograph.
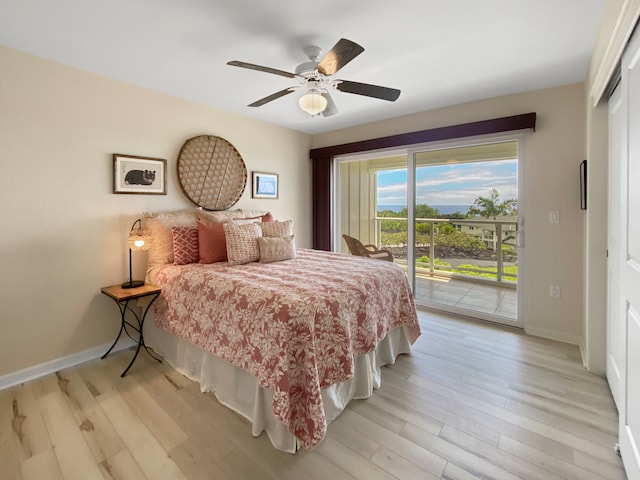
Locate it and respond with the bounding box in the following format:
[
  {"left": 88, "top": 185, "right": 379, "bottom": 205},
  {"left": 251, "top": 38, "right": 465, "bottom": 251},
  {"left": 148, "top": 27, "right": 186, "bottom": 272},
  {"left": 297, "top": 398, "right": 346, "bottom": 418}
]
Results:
[
  {"left": 381, "top": 231, "right": 407, "bottom": 246},
  {"left": 435, "top": 231, "right": 486, "bottom": 251}
]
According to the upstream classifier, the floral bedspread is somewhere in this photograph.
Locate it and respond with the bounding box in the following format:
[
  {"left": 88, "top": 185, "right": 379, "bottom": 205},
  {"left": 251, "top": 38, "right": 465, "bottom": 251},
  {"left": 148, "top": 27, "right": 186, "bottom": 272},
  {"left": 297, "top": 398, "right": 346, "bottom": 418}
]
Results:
[{"left": 151, "top": 248, "right": 420, "bottom": 449}]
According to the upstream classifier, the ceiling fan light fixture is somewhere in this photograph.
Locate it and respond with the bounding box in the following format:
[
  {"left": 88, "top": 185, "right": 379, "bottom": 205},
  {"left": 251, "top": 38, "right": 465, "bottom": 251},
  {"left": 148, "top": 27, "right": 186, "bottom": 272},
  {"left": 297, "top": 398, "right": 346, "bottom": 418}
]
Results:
[
  {"left": 299, "top": 90, "right": 327, "bottom": 116},
  {"left": 228, "top": 38, "right": 400, "bottom": 116}
]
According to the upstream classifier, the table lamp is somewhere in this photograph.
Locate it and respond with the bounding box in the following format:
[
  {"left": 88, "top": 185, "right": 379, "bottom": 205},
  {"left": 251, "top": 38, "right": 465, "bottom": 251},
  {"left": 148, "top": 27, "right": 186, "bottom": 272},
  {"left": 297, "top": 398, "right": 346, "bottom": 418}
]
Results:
[{"left": 122, "top": 219, "right": 152, "bottom": 288}]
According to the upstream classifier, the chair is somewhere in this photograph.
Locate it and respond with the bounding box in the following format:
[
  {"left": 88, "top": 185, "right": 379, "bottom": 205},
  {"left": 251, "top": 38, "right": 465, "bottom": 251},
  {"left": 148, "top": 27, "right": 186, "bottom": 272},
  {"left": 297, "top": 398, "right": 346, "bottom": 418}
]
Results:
[{"left": 342, "top": 234, "right": 394, "bottom": 262}]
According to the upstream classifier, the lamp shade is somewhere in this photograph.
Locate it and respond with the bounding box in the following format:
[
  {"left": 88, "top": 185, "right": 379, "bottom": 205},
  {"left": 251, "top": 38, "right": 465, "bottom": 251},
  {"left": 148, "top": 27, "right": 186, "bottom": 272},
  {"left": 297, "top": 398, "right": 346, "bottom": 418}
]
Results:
[
  {"left": 122, "top": 219, "right": 152, "bottom": 289},
  {"left": 299, "top": 91, "right": 328, "bottom": 116},
  {"left": 127, "top": 227, "right": 152, "bottom": 251}
]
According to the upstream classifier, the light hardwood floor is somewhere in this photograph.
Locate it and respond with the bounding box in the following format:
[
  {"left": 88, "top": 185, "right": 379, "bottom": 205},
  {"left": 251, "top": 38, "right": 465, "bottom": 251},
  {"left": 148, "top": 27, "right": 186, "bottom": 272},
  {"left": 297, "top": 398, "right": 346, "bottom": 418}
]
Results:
[{"left": 0, "top": 310, "right": 627, "bottom": 480}]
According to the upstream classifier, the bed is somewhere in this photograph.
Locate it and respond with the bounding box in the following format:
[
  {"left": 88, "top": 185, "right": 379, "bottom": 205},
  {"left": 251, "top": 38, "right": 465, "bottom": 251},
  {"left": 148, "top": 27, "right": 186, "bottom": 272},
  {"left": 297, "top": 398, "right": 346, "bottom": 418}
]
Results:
[{"left": 142, "top": 209, "right": 420, "bottom": 452}]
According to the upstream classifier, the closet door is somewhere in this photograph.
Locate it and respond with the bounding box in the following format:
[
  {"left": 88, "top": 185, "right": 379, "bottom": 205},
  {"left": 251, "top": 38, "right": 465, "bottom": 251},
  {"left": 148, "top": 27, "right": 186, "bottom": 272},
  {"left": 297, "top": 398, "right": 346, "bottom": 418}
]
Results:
[
  {"left": 607, "top": 85, "right": 625, "bottom": 410},
  {"left": 618, "top": 27, "right": 640, "bottom": 480}
]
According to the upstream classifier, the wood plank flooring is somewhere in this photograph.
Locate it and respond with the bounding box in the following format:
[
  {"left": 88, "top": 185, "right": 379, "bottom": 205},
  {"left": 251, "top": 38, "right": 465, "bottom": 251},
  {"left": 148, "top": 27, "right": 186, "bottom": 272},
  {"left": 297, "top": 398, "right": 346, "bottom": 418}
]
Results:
[{"left": 0, "top": 310, "right": 627, "bottom": 479}]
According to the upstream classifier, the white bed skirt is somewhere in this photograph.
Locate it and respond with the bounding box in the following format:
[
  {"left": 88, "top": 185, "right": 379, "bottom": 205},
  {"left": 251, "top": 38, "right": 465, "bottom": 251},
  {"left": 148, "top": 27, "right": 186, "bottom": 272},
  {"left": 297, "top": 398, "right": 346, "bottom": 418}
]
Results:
[{"left": 144, "top": 317, "right": 413, "bottom": 453}]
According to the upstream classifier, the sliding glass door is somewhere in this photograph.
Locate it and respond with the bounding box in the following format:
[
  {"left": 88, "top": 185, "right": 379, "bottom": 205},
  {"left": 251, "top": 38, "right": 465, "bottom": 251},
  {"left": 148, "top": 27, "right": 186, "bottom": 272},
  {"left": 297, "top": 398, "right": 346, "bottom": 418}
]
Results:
[
  {"left": 336, "top": 135, "right": 523, "bottom": 328},
  {"left": 410, "top": 140, "right": 520, "bottom": 326}
]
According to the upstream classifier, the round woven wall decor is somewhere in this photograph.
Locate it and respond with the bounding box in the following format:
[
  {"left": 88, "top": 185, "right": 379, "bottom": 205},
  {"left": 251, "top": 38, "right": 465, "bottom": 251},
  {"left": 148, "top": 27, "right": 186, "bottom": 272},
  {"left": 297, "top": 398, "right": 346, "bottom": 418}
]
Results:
[{"left": 177, "top": 135, "right": 247, "bottom": 211}]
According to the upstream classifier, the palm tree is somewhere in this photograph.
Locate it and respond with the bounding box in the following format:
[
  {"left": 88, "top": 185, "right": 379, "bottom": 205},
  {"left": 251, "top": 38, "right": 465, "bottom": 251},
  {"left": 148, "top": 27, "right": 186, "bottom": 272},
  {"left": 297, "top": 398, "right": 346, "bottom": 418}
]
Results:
[{"left": 467, "top": 188, "right": 517, "bottom": 219}]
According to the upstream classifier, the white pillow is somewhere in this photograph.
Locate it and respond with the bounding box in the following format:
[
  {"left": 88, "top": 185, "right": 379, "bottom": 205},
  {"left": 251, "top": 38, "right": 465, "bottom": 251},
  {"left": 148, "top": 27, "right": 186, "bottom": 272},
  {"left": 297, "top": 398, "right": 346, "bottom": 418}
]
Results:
[
  {"left": 258, "top": 235, "right": 296, "bottom": 263},
  {"left": 195, "top": 208, "right": 243, "bottom": 223},
  {"left": 261, "top": 220, "right": 293, "bottom": 238}
]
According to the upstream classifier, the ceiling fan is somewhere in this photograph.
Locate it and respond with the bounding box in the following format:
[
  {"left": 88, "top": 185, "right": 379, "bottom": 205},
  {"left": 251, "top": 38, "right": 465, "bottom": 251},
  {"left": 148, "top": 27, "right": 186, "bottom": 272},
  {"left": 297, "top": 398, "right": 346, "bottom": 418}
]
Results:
[{"left": 227, "top": 38, "right": 401, "bottom": 117}]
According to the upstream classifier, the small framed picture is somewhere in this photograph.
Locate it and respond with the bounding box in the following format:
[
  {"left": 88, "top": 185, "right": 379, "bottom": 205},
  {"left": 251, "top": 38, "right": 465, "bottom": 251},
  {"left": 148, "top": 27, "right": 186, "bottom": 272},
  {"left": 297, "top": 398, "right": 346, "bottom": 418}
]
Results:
[
  {"left": 113, "top": 154, "right": 167, "bottom": 195},
  {"left": 252, "top": 172, "right": 279, "bottom": 199}
]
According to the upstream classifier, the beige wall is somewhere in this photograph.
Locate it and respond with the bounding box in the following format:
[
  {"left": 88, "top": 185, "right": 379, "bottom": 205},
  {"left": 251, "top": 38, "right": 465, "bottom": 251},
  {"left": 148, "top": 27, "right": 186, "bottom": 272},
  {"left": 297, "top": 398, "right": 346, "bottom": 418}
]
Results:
[
  {"left": 0, "top": 46, "right": 312, "bottom": 378},
  {"left": 314, "top": 84, "right": 587, "bottom": 346},
  {"left": 2, "top": 0, "right": 630, "bottom": 379}
]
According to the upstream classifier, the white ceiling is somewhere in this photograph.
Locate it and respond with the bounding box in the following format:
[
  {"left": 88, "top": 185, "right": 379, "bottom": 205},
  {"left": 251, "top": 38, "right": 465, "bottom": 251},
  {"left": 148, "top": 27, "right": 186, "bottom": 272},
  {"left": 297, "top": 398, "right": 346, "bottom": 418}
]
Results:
[{"left": 0, "top": 0, "right": 607, "bottom": 135}]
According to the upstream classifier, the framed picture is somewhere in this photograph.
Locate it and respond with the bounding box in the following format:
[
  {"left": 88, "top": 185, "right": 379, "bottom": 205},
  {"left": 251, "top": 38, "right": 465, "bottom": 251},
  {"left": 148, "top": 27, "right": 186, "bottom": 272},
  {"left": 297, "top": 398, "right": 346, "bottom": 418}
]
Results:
[
  {"left": 580, "top": 159, "right": 587, "bottom": 210},
  {"left": 252, "top": 172, "right": 279, "bottom": 199},
  {"left": 113, "top": 154, "right": 167, "bottom": 195}
]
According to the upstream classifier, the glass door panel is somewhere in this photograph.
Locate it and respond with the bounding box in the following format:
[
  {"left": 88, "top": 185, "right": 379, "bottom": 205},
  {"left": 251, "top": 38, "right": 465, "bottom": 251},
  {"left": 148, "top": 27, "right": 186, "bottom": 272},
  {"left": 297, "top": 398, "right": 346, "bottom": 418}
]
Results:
[
  {"left": 337, "top": 154, "right": 408, "bottom": 262},
  {"left": 412, "top": 141, "right": 520, "bottom": 326}
]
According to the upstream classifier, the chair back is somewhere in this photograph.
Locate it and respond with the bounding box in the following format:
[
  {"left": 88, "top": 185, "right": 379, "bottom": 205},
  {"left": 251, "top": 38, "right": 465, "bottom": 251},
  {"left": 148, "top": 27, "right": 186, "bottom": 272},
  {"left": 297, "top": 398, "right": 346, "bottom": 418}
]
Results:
[
  {"left": 342, "top": 234, "right": 368, "bottom": 257},
  {"left": 342, "top": 234, "right": 394, "bottom": 261}
]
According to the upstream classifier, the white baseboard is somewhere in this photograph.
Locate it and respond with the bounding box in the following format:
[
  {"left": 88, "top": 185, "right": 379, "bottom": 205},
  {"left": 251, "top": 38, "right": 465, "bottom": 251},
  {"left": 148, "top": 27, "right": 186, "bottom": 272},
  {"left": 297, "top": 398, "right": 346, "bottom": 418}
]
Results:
[
  {"left": 578, "top": 339, "right": 588, "bottom": 369},
  {"left": 0, "top": 338, "right": 136, "bottom": 392},
  {"left": 524, "top": 325, "right": 583, "bottom": 347}
]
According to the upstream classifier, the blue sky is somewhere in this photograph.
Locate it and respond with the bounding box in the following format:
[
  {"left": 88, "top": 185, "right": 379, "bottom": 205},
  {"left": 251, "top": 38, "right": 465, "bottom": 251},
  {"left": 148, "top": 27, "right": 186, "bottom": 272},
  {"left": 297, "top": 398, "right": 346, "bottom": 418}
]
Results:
[{"left": 377, "top": 159, "right": 518, "bottom": 206}]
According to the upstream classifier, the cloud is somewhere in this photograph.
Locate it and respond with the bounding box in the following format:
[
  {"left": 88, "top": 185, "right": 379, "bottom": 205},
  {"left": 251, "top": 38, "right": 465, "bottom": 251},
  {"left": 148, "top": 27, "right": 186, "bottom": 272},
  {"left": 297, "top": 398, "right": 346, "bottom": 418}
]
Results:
[{"left": 376, "top": 159, "right": 518, "bottom": 206}]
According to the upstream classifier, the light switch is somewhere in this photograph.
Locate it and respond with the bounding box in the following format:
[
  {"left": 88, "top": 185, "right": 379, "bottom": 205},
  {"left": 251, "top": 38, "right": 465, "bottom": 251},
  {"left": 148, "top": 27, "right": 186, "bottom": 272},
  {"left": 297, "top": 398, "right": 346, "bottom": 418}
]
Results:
[{"left": 549, "top": 211, "right": 560, "bottom": 223}]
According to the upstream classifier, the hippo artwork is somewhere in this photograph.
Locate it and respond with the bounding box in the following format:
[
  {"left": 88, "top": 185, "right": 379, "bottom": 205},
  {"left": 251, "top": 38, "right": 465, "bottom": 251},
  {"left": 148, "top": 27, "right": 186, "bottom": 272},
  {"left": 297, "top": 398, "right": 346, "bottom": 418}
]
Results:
[
  {"left": 113, "top": 154, "right": 166, "bottom": 195},
  {"left": 125, "top": 169, "right": 156, "bottom": 186}
]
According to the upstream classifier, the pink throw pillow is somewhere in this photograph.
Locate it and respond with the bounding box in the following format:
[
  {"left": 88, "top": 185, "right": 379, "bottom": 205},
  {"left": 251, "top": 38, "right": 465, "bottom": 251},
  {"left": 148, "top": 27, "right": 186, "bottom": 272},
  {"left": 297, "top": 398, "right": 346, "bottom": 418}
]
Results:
[
  {"left": 171, "top": 226, "right": 199, "bottom": 265},
  {"left": 197, "top": 220, "right": 228, "bottom": 263}
]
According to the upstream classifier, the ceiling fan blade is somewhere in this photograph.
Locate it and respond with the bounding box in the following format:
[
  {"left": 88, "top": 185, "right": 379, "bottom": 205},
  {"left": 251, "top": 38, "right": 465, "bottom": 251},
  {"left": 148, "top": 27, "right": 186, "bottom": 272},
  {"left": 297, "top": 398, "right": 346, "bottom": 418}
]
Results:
[
  {"left": 336, "top": 80, "right": 401, "bottom": 102},
  {"left": 317, "top": 38, "right": 364, "bottom": 76},
  {"left": 321, "top": 91, "right": 338, "bottom": 117},
  {"left": 248, "top": 88, "right": 294, "bottom": 107},
  {"left": 227, "top": 60, "right": 297, "bottom": 79}
]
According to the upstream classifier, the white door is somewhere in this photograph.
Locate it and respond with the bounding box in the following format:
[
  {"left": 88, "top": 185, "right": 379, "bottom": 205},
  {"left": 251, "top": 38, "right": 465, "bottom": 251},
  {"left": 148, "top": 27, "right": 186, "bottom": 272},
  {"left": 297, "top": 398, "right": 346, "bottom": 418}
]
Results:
[
  {"left": 607, "top": 85, "right": 625, "bottom": 409},
  {"left": 617, "top": 28, "right": 640, "bottom": 480}
]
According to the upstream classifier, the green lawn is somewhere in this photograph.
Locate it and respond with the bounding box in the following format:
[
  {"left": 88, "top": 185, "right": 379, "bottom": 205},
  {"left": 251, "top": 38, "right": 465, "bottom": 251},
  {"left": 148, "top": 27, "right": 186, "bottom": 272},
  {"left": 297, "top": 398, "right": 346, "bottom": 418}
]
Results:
[{"left": 416, "top": 256, "right": 517, "bottom": 281}]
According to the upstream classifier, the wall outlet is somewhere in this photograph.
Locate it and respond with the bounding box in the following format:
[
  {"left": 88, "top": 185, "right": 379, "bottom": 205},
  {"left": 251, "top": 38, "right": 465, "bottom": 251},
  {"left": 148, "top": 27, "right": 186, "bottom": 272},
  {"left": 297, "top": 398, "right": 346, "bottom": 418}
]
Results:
[
  {"left": 549, "top": 211, "right": 560, "bottom": 223},
  {"left": 549, "top": 285, "right": 560, "bottom": 298}
]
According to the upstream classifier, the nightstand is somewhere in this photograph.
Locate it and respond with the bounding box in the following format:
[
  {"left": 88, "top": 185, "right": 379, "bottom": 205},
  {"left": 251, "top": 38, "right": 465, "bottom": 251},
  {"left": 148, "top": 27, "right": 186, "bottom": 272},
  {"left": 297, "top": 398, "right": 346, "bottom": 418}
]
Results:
[{"left": 100, "top": 283, "right": 162, "bottom": 377}]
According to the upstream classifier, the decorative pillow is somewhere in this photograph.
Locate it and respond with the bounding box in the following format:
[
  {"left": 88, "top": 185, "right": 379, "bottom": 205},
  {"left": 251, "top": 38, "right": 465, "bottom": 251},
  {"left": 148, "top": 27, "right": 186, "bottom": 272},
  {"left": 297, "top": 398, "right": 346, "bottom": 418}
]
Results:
[
  {"left": 236, "top": 209, "right": 271, "bottom": 219},
  {"left": 144, "top": 209, "right": 197, "bottom": 268},
  {"left": 230, "top": 217, "right": 262, "bottom": 226},
  {"left": 171, "top": 226, "right": 199, "bottom": 265},
  {"left": 223, "top": 222, "right": 263, "bottom": 265},
  {"left": 198, "top": 209, "right": 274, "bottom": 225},
  {"left": 258, "top": 235, "right": 296, "bottom": 263},
  {"left": 197, "top": 220, "right": 228, "bottom": 263},
  {"left": 225, "top": 211, "right": 273, "bottom": 226},
  {"left": 261, "top": 220, "right": 293, "bottom": 238},
  {"left": 195, "top": 209, "right": 244, "bottom": 223}
]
